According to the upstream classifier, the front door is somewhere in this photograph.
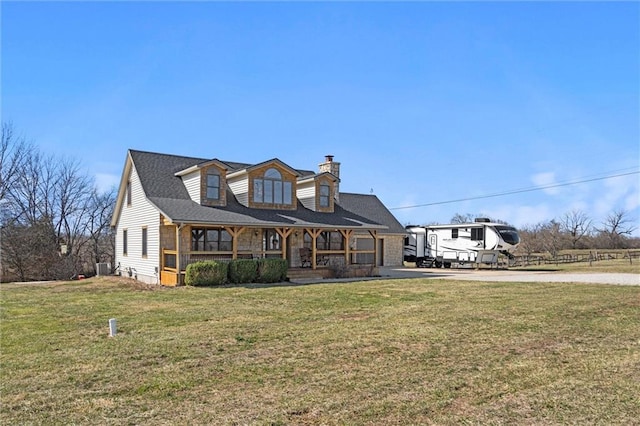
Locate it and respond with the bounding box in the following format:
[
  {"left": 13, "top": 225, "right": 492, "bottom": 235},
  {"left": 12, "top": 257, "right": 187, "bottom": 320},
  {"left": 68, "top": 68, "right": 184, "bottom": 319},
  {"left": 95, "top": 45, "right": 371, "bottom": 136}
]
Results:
[{"left": 428, "top": 233, "right": 437, "bottom": 258}]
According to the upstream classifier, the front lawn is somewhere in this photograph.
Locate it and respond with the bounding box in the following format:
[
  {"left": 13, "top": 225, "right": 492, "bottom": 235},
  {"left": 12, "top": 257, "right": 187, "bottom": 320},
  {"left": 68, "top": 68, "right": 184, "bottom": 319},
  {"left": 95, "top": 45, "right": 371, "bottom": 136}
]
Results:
[{"left": 1, "top": 276, "right": 638, "bottom": 424}]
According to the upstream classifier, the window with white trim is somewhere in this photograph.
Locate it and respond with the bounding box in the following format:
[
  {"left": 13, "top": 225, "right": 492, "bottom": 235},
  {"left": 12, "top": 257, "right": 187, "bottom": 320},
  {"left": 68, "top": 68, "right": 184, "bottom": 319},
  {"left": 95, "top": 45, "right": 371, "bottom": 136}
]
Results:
[{"left": 142, "top": 227, "right": 148, "bottom": 257}]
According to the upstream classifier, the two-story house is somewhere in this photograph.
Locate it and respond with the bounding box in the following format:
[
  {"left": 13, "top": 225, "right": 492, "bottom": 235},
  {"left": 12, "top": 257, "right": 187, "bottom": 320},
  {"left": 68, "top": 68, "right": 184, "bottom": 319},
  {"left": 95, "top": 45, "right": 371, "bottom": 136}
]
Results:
[{"left": 110, "top": 150, "right": 406, "bottom": 285}]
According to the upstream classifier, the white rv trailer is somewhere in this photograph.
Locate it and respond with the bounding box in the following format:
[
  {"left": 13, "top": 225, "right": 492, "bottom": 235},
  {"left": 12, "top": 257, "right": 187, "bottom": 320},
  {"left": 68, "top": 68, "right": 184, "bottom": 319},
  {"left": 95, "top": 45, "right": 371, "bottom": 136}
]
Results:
[{"left": 403, "top": 218, "right": 520, "bottom": 268}]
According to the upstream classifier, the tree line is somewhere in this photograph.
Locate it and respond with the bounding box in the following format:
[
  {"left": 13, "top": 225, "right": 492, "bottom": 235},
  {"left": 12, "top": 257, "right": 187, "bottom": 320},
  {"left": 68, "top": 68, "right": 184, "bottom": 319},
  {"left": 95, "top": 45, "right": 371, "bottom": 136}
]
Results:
[
  {"left": 1, "top": 123, "right": 638, "bottom": 281},
  {"left": 451, "top": 208, "right": 639, "bottom": 257},
  {"left": 1, "top": 123, "right": 116, "bottom": 282},
  {"left": 516, "top": 209, "right": 638, "bottom": 257}
]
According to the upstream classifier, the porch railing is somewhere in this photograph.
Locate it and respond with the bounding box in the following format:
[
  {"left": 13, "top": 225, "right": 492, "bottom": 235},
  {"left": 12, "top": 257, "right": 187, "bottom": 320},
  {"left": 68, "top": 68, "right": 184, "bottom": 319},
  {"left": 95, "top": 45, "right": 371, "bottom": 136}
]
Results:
[
  {"left": 162, "top": 248, "right": 376, "bottom": 273},
  {"left": 162, "top": 249, "right": 287, "bottom": 272}
]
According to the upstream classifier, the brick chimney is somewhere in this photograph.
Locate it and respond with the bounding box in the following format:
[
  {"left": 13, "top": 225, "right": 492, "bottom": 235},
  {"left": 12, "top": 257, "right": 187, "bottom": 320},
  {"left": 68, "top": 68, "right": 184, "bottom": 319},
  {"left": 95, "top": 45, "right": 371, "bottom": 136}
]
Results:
[{"left": 319, "top": 155, "right": 340, "bottom": 201}]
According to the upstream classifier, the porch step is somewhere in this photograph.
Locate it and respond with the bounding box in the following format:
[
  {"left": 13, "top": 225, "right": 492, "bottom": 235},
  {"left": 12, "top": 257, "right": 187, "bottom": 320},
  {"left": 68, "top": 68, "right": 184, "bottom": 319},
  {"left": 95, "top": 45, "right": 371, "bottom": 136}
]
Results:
[{"left": 286, "top": 268, "right": 327, "bottom": 281}]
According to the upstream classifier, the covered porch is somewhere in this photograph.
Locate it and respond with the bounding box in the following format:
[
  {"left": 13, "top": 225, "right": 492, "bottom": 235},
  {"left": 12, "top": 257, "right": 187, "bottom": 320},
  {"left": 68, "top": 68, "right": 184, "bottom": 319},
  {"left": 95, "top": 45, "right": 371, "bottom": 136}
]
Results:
[{"left": 159, "top": 221, "right": 381, "bottom": 285}]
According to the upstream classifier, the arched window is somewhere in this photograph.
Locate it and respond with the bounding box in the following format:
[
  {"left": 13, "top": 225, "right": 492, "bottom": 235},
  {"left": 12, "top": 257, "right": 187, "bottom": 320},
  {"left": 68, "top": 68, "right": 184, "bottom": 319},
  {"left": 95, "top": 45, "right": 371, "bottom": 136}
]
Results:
[
  {"left": 264, "top": 168, "right": 281, "bottom": 179},
  {"left": 253, "top": 167, "right": 292, "bottom": 206}
]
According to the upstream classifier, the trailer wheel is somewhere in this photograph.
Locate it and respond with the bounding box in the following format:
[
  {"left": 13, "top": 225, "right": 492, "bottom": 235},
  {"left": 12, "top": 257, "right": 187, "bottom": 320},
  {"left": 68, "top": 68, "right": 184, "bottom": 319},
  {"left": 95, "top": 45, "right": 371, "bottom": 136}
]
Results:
[
  {"left": 435, "top": 260, "right": 442, "bottom": 268},
  {"left": 444, "top": 262, "right": 452, "bottom": 268}
]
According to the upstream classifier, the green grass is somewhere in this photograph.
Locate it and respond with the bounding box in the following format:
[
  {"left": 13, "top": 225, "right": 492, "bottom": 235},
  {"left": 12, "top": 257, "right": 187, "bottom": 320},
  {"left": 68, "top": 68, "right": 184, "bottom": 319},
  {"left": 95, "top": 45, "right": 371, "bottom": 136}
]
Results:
[{"left": 2, "top": 276, "right": 639, "bottom": 424}]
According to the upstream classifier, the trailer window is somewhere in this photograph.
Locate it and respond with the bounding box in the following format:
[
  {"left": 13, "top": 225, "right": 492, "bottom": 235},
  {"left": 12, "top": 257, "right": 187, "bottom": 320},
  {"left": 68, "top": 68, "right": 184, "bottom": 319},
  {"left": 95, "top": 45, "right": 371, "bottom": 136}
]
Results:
[
  {"left": 471, "top": 228, "right": 484, "bottom": 241},
  {"left": 451, "top": 229, "right": 458, "bottom": 238},
  {"left": 495, "top": 226, "right": 520, "bottom": 245}
]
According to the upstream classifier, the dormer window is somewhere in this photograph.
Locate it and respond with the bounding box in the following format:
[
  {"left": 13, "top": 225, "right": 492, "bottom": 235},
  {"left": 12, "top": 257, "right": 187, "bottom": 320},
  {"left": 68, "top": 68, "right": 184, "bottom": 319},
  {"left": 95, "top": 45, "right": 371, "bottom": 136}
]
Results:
[
  {"left": 253, "top": 168, "right": 293, "bottom": 206},
  {"left": 319, "top": 182, "right": 330, "bottom": 208},
  {"left": 206, "top": 171, "right": 220, "bottom": 200}
]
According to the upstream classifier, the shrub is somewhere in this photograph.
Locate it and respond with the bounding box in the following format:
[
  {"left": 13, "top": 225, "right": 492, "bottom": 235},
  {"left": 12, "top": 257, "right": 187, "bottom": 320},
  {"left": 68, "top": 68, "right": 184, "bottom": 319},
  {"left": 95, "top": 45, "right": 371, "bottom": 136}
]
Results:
[
  {"left": 257, "top": 258, "right": 288, "bottom": 283},
  {"left": 185, "top": 261, "right": 228, "bottom": 286},
  {"left": 228, "top": 259, "right": 258, "bottom": 284}
]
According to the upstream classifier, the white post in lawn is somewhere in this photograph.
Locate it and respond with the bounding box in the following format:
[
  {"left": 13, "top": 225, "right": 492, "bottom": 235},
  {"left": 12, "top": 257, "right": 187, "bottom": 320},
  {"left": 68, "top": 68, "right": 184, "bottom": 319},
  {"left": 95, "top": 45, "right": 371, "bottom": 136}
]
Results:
[{"left": 108, "top": 318, "right": 117, "bottom": 337}]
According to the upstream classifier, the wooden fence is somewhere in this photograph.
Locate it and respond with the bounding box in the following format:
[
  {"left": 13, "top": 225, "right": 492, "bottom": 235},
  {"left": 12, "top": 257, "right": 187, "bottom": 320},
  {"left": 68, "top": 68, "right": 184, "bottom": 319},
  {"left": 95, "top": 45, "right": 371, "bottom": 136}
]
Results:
[{"left": 510, "top": 250, "right": 640, "bottom": 267}]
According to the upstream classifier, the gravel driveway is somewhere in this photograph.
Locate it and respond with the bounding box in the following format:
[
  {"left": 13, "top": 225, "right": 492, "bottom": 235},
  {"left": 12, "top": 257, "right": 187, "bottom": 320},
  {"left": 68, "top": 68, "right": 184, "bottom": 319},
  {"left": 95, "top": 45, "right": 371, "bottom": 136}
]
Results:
[{"left": 379, "top": 267, "right": 640, "bottom": 286}]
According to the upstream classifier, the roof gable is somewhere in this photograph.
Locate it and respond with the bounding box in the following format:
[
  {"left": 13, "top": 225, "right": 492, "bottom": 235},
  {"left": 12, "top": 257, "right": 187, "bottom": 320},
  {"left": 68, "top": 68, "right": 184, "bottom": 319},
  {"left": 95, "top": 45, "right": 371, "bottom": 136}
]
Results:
[
  {"left": 297, "top": 171, "right": 340, "bottom": 184},
  {"left": 174, "top": 158, "right": 229, "bottom": 177},
  {"left": 227, "top": 158, "right": 302, "bottom": 179}
]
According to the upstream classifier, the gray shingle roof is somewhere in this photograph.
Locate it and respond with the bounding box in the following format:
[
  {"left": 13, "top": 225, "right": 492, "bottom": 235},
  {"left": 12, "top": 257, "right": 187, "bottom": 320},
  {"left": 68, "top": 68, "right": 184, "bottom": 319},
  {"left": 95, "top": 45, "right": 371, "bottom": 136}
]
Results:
[
  {"left": 129, "top": 149, "right": 403, "bottom": 232},
  {"left": 338, "top": 193, "right": 407, "bottom": 234}
]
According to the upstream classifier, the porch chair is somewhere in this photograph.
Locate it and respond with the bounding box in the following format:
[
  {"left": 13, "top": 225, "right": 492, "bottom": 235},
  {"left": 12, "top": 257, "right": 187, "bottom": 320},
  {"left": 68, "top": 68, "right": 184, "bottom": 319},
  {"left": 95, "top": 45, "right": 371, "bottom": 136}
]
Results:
[{"left": 299, "top": 247, "right": 312, "bottom": 268}]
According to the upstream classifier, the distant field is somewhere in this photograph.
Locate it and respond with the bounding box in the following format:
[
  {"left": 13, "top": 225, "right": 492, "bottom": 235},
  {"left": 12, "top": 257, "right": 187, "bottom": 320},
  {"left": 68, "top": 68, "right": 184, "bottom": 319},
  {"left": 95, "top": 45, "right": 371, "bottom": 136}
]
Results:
[
  {"left": 511, "top": 257, "right": 640, "bottom": 274},
  {"left": 2, "top": 276, "right": 639, "bottom": 424}
]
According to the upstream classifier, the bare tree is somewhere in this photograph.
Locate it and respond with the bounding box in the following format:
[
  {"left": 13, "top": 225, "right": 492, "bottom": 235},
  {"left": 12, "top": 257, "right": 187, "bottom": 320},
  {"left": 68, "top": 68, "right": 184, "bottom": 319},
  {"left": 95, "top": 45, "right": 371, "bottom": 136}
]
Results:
[
  {"left": 51, "top": 158, "right": 96, "bottom": 277},
  {"left": 2, "top": 148, "right": 62, "bottom": 280},
  {"left": 517, "top": 223, "right": 544, "bottom": 255},
  {"left": 7, "top": 149, "right": 58, "bottom": 226},
  {"left": 523, "top": 219, "right": 562, "bottom": 258},
  {"left": 451, "top": 213, "right": 510, "bottom": 226},
  {"left": 2, "top": 122, "right": 119, "bottom": 281},
  {"left": 597, "top": 209, "right": 637, "bottom": 249},
  {"left": 0, "top": 122, "right": 31, "bottom": 201},
  {"left": 560, "top": 209, "right": 592, "bottom": 249},
  {"left": 517, "top": 220, "right": 564, "bottom": 256},
  {"left": 85, "top": 187, "right": 117, "bottom": 274},
  {"left": 451, "top": 213, "right": 480, "bottom": 224},
  {"left": 2, "top": 218, "right": 59, "bottom": 281}
]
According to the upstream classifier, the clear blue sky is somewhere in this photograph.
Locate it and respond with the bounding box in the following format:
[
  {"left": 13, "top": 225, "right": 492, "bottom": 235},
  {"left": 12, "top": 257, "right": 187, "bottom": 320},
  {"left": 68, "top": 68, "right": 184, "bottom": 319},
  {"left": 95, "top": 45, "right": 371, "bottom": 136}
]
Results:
[{"left": 3, "top": 1, "right": 639, "bottom": 233}]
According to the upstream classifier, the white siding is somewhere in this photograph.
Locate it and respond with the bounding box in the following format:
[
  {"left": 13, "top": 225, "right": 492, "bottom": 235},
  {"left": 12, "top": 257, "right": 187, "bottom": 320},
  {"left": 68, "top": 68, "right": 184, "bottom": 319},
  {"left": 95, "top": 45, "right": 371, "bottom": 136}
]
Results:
[
  {"left": 114, "top": 163, "right": 162, "bottom": 284},
  {"left": 228, "top": 176, "right": 249, "bottom": 206},
  {"left": 297, "top": 181, "right": 316, "bottom": 211},
  {"left": 182, "top": 170, "right": 201, "bottom": 204}
]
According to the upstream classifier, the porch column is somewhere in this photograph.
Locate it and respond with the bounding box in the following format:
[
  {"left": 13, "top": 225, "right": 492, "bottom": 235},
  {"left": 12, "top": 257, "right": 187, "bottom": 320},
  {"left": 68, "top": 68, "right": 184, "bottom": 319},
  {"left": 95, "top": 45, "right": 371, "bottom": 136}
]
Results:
[
  {"left": 224, "top": 226, "right": 245, "bottom": 260},
  {"left": 340, "top": 229, "right": 353, "bottom": 265},
  {"left": 368, "top": 230, "right": 378, "bottom": 266},
  {"left": 305, "top": 228, "right": 322, "bottom": 270},
  {"left": 275, "top": 227, "right": 294, "bottom": 260},
  {"left": 175, "top": 224, "right": 183, "bottom": 284}
]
